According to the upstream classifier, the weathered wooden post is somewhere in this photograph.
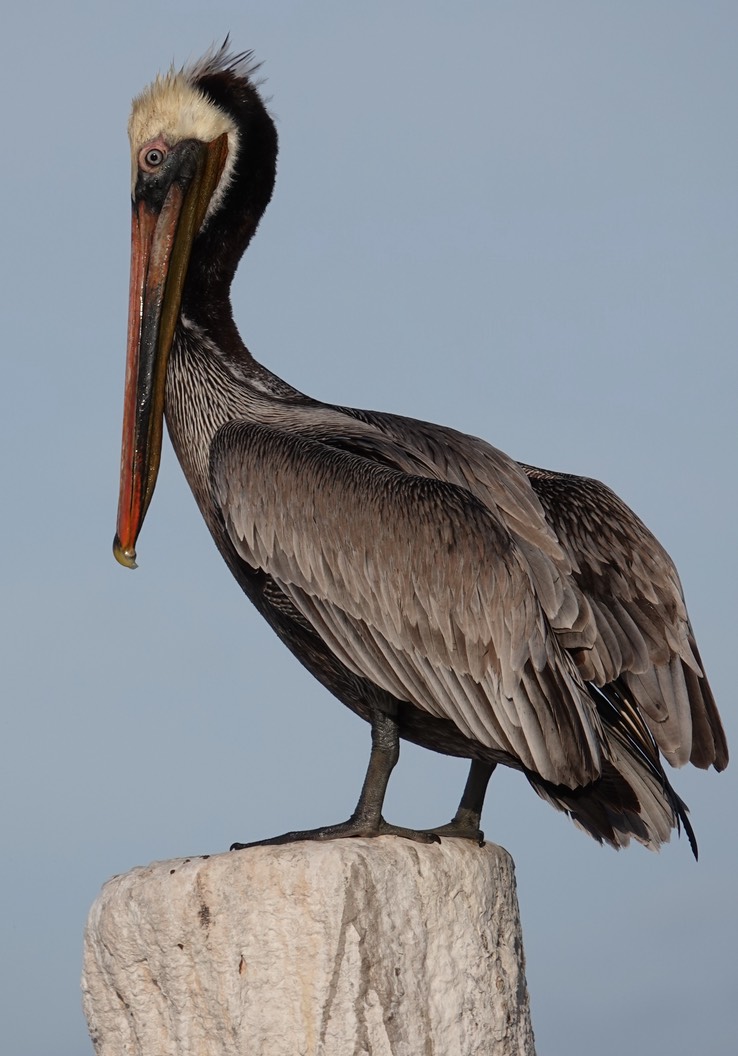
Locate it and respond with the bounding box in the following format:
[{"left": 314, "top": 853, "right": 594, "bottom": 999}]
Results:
[{"left": 82, "top": 838, "right": 536, "bottom": 1055}]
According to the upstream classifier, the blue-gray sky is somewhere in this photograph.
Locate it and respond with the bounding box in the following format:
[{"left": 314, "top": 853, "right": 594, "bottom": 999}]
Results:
[{"left": 1, "top": 4, "right": 736, "bottom": 1054}]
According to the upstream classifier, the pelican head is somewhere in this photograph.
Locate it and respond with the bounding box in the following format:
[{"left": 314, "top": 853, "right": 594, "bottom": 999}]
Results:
[{"left": 114, "top": 44, "right": 276, "bottom": 568}]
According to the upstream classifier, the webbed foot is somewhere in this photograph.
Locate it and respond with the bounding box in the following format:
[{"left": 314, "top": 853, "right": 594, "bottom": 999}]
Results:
[
  {"left": 421, "top": 814, "right": 485, "bottom": 845},
  {"left": 231, "top": 816, "right": 440, "bottom": 851}
]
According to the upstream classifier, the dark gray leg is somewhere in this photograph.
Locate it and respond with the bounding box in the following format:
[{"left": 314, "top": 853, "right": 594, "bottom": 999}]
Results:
[
  {"left": 231, "top": 711, "right": 439, "bottom": 850},
  {"left": 423, "top": 760, "right": 496, "bottom": 845}
]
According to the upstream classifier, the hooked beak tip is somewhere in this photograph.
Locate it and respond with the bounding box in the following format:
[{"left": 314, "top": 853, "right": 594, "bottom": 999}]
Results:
[{"left": 113, "top": 535, "right": 138, "bottom": 569}]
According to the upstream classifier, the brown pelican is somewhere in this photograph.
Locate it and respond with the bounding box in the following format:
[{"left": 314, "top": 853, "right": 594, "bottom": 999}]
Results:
[{"left": 115, "top": 44, "right": 727, "bottom": 855}]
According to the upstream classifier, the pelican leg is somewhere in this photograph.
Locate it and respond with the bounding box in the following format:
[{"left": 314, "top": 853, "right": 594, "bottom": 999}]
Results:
[
  {"left": 231, "top": 710, "right": 440, "bottom": 850},
  {"left": 422, "top": 759, "right": 496, "bottom": 845}
]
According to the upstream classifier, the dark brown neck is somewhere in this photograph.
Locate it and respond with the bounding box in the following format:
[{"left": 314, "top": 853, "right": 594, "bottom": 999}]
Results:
[{"left": 182, "top": 69, "right": 278, "bottom": 333}]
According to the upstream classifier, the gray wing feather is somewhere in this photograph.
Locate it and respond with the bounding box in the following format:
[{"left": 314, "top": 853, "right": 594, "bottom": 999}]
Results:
[
  {"left": 210, "top": 420, "right": 605, "bottom": 787},
  {"left": 523, "top": 466, "right": 727, "bottom": 770}
]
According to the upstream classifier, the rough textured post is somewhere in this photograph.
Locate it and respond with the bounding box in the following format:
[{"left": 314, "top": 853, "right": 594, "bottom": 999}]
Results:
[{"left": 82, "top": 838, "right": 536, "bottom": 1055}]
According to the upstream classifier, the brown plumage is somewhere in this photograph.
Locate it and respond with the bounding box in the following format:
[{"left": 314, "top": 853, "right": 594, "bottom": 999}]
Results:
[{"left": 115, "top": 44, "right": 727, "bottom": 856}]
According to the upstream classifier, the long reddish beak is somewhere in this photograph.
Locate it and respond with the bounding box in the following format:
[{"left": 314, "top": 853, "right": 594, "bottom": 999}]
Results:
[{"left": 113, "top": 134, "right": 228, "bottom": 568}]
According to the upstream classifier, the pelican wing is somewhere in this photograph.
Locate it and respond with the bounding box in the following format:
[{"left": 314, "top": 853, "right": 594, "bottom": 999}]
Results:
[
  {"left": 522, "top": 465, "right": 727, "bottom": 770},
  {"left": 210, "top": 420, "right": 605, "bottom": 787},
  {"left": 341, "top": 409, "right": 571, "bottom": 563},
  {"left": 282, "top": 404, "right": 594, "bottom": 656},
  {"left": 339, "top": 410, "right": 726, "bottom": 771}
]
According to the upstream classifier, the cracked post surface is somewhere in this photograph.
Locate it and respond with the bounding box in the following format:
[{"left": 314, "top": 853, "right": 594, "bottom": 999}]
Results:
[{"left": 82, "top": 839, "right": 536, "bottom": 1056}]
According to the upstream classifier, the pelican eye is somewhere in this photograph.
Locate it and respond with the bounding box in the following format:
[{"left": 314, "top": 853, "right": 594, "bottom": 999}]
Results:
[{"left": 141, "top": 146, "right": 167, "bottom": 170}]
